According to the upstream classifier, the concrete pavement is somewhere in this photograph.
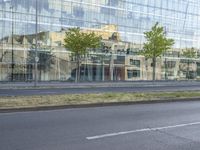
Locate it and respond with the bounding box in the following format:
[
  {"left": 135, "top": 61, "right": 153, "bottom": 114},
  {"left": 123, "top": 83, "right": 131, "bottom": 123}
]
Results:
[
  {"left": 0, "top": 81, "right": 200, "bottom": 96},
  {"left": 1, "top": 100, "right": 200, "bottom": 150},
  {"left": 0, "top": 80, "right": 200, "bottom": 89}
]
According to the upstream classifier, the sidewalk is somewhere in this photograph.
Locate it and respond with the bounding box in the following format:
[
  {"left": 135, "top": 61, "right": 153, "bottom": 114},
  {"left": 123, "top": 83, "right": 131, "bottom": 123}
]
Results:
[
  {"left": 0, "top": 80, "right": 199, "bottom": 89},
  {"left": 0, "top": 81, "right": 144, "bottom": 89}
]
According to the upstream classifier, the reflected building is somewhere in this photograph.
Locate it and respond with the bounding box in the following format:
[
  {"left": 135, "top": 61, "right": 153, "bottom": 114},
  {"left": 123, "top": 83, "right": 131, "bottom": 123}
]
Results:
[{"left": 1, "top": 0, "right": 200, "bottom": 81}]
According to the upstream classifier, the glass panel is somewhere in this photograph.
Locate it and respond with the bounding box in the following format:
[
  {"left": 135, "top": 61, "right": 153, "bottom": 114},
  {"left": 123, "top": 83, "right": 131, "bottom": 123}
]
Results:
[{"left": 1, "top": 0, "right": 200, "bottom": 81}]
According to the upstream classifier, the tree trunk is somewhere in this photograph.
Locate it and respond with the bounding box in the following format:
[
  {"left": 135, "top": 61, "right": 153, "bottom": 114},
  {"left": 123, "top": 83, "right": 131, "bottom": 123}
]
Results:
[
  {"left": 83, "top": 54, "right": 86, "bottom": 81},
  {"left": 110, "top": 53, "right": 114, "bottom": 81},
  {"left": 145, "top": 58, "right": 148, "bottom": 80},
  {"left": 164, "top": 58, "right": 167, "bottom": 80},
  {"left": 152, "top": 57, "right": 156, "bottom": 81},
  {"left": 102, "top": 57, "right": 105, "bottom": 81},
  {"left": 75, "top": 63, "right": 78, "bottom": 83},
  {"left": 187, "top": 60, "right": 189, "bottom": 80},
  {"left": 77, "top": 55, "right": 81, "bottom": 82},
  {"left": 75, "top": 55, "right": 79, "bottom": 83}
]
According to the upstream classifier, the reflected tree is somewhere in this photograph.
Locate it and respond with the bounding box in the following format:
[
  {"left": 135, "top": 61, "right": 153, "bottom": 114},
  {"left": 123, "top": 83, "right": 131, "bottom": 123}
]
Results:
[
  {"left": 64, "top": 28, "right": 101, "bottom": 82},
  {"left": 182, "top": 47, "right": 197, "bottom": 79},
  {"left": 141, "top": 23, "right": 174, "bottom": 80},
  {"left": 27, "top": 45, "right": 55, "bottom": 81}
]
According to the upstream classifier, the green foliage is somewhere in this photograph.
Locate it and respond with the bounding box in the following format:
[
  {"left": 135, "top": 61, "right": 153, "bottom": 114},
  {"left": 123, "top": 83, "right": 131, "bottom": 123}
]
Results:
[
  {"left": 182, "top": 47, "right": 197, "bottom": 58},
  {"left": 63, "top": 27, "right": 101, "bottom": 82},
  {"left": 182, "top": 48, "right": 197, "bottom": 79},
  {"left": 141, "top": 23, "right": 174, "bottom": 80},
  {"left": 64, "top": 28, "right": 101, "bottom": 58},
  {"left": 142, "top": 22, "right": 174, "bottom": 58}
]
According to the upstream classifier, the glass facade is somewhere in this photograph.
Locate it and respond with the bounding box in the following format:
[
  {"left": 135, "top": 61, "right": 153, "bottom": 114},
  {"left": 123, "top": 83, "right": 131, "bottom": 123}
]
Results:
[{"left": 1, "top": 0, "right": 200, "bottom": 81}]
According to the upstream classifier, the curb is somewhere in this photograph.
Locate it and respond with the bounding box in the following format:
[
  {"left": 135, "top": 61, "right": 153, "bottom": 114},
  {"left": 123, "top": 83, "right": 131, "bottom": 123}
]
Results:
[
  {"left": 0, "top": 97, "right": 200, "bottom": 113},
  {"left": 1, "top": 84, "right": 200, "bottom": 90}
]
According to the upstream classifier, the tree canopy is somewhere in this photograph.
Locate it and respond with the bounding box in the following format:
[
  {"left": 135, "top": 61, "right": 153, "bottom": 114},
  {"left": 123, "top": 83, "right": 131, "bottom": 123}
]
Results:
[
  {"left": 182, "top": 47, "right": 197, "bottom": 59},
  {"left": 63, "top": 27, "right": 101, "bottom": 82},
  {"left": 64, "top": 28, "right": 101, "bottom": 58},
  {"left": 142, "top": 22, "right": 174, "bottom": 58}
]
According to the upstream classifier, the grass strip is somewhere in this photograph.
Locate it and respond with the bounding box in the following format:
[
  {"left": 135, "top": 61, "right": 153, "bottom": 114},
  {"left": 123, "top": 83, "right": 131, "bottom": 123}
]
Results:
[{"left": 0, "top": 91, "right": 200, "bottom": 109}]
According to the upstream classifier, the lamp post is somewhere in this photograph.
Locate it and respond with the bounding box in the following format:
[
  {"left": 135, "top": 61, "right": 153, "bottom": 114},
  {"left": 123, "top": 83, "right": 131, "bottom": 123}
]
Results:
[
  {"left": 10, "top": 5, "right": 14, "bottom": 81},
  {"left": 164, "top": 26, "right": 167, "bottom": 80},
  {"left": 34, "top": 0, "right": 38, "bottom": 87},
  {"left": 110, "top": 51, "right": 114, "bottom": 81}
]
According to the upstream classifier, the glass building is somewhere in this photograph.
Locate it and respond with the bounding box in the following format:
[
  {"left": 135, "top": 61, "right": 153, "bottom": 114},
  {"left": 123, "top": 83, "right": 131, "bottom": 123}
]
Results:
[{"left": 1, "top": 0, "right": 200, "bottom": 82}]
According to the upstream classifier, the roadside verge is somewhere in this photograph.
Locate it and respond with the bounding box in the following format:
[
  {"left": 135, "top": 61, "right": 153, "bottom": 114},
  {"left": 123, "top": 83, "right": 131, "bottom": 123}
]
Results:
[{"left": 0, "top": 91, "right": 200, "bottom": 113}]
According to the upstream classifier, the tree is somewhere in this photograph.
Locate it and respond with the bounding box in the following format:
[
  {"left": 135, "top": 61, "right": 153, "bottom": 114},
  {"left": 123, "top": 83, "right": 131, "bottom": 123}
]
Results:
[
  {"left": 27, "top": 32, "right": 55, "bottom": 81},
  {"left": 182, "top": 47, "right": 197, "bottom": 79},
  {"left": 64, "top": 28, "right": 101, "bottom": 82},
  {"left": 27, "top": 48, "right": 55, "bottom": 81},
  {"left": 142, "top": 23, "right": 174, "bottom": 80}
]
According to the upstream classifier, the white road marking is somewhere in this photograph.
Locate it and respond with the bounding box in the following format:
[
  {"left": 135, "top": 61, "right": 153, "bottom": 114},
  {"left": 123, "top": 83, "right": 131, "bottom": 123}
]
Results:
[{"left": 86, "top": 121, "right": 200, "bottom": 140}]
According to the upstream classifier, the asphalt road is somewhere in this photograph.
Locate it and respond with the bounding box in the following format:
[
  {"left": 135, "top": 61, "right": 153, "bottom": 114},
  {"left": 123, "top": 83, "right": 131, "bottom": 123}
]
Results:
[
  {"left": 0, "top": 81, "right": 200, "bottom": 96},
  {"left": 1, "top": 101, "right": 200, "bottom": 150}
]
